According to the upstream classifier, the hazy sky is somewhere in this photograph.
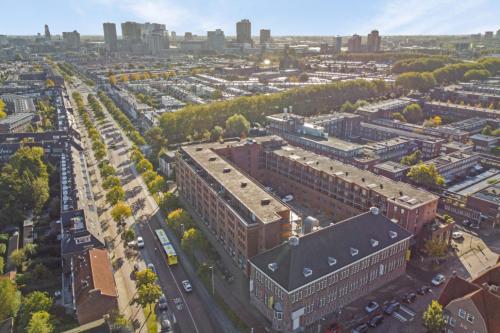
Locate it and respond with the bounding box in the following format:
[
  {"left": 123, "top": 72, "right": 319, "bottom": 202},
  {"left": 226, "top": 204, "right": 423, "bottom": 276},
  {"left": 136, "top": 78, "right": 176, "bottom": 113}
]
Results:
[{"left": 2, "top": 0, "right": 499, "bottom": 36}]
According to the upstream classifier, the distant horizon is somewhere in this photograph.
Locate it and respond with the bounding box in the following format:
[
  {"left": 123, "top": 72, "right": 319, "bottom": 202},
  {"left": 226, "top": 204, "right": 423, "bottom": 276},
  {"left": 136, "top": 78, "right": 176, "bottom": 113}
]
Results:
[{"left": 1, "top": 0, "right": 499, "bottom": 36}]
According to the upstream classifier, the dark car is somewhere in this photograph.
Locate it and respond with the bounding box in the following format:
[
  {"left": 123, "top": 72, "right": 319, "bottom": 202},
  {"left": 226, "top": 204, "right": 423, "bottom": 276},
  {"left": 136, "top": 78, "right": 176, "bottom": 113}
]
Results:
[
  {"left": 158, "top": 294, "right": 168, "bottom": 311},
  {"left": 417, "top": 285, "right": 431, "bottom": 295},
  {"left": 351, "top": 323, "right": 369, "bottom": 333},
  {"left": 383, "top": 301, "right": 400, "bottom": 315},
  {"left": 402, "top": 292, "right": 417, "bottom": 304},
  {"left": 369, "top": 314, "right": 384, "bottom": 328}
]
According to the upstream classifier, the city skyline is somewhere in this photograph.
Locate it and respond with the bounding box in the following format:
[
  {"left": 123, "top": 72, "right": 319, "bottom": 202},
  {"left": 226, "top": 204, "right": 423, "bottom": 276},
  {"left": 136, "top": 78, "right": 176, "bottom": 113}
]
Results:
[{"left": 1, "top": 0, "right": 499, "bottom": 36}]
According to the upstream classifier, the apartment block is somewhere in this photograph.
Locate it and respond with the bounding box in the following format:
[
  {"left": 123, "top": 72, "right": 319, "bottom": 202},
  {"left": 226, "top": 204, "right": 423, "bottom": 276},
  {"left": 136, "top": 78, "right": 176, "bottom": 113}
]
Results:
[
  {"left": 427, "top": 152, "right": 480, "bottom": 184},
  {"left": 424, "top": 101, "right": 500, "bottom": 120},
  {"left": 356, "top": 98, "right": 415, "bottom": 121},
  {"left": 249, "top": 209, "right": 412, "bottom": 332}
]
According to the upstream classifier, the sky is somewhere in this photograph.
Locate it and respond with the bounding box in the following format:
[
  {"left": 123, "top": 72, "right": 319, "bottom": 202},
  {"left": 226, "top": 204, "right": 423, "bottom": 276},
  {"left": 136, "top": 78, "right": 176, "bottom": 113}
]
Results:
[{"left": 2, "top": 0, "right": 499, "bottom": 36}]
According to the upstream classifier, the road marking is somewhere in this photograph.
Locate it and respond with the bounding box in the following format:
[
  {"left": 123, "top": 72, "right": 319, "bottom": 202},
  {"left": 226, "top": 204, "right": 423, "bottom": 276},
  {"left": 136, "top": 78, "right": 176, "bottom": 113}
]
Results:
[
  {"left": 400, "top": 305, "right": 415, "bottom": 317},
  {"left": 392, "top": 312, "right": 408, "bottom": 323}
]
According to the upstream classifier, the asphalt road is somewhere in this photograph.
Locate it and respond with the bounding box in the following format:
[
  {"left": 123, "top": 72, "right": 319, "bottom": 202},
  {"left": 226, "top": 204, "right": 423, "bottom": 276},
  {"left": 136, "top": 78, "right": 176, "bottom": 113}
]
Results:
[{"left": 72, "top": 78, "right": 215, "bottom": 333}]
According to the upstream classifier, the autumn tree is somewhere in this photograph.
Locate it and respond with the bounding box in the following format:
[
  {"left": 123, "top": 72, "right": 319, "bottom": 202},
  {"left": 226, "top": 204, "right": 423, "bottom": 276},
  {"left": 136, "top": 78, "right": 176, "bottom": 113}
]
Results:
[
  {"left": 106, "top": 186, "right": 125, "bottom": 206},
  {"left": 110, "top": 201, "right": 132, "bottom": 224},
  {"left": 401, "top": 150, "right": 422, "bottom": 166},
  {"left": 136, "top": 159, "right": 153, "bottom": 174},
  {"left": 27, "top": 311, "right": 54, "bottom": 333},
  {"left": 423, "top": 300, "right": 445, "bottom": 333},
  {"left": 0, "top": 99, "right": 6, "bottom": 119},
  {"left": 136, "top": 269, "right": 157, "bottom": 287},
  {"left": 136, "top": 283, "right": 162, "bottom": 312},
  {"left": 407, "top": 163, "right": 445, "bottom": 188},
  {"left": 102, "top": 176, "right": 121, "bottom": 190},
  {"left": 0, "top": 279, "right": 21, "bottom": 320},
  {"left": 425, "top": 239, "right": 448, "bottom": 265},
  {"left": 167, "top": 208, "right": 193, "bottom": 235},
  {"left": 181, "top": 228, "right": 202, "bottom": 254}
]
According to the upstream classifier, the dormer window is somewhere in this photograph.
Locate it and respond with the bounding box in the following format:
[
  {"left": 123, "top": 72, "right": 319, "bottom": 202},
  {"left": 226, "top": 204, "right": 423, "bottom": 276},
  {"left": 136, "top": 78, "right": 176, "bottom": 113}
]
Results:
[
  {"left": 328, "top": 257, "right": 337, "bottom": 266},
  {"left": 268, "top": 262, "right": 278, "bottom": 272},
  {"left": 350, "top": 247, "right": 359, "bottom": 256},
  {"left": 389, "top": 231, "right": 398, "bottom": 239},
  {"left": 370, "top": 239, "right": 379, "bottom": 247},
  {"left": 303, "top": 267, "right": 312, "bottom": 277}
]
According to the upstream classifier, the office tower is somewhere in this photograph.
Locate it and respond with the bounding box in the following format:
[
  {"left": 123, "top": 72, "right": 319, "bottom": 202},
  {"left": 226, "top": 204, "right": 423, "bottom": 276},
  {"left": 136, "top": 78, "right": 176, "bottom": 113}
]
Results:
[
  {"left": 484, "top": 31, "right": 494, "bottom": 39},
  {"left": 207, "top": 29, "right": 225, "bottom": 52},
  {"left": 141, "top": 22, "right": 166, "bottom": 39},
  {"left": 62, "top": 30, "right": 80, "bottom": 50},
  {"left": 236, "top": 19, "right": 252, "bottom": 45},
  {"left": 121, "top": 21, "right": 142, "bottom": 43},
  {"left": 347, "top": 34, "right": 362, "bottom": 52},
  {"left": 184, "top": 32, "right": 193, "bottom": 41},
  {"left": 146, "top": 32, "right": 164, "bottom": 55},
  {"left": 367, "top": 30, "right": 381, "bottom": 52},
  {"left": 44, "top": 24, "right": 51, "bottom": 40},
  {"left": 103, "top": 22, "right": 118, "bottom": 52},
  {"left": 171, "top": 31, "right": 176, "bottom": 42},
  {"left": 260, "top": 29, "right": 271, "bottom": 45},
  {"left": 335, "top": 35, "right": 342, "bottom": 53}
]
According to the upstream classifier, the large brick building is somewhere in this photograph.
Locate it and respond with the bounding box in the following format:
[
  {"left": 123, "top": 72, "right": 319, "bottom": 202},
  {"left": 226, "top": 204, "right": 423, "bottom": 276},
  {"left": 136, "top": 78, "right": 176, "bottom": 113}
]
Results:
[{"left": 249, "top": 209, "right": 412, "bottom": 332}]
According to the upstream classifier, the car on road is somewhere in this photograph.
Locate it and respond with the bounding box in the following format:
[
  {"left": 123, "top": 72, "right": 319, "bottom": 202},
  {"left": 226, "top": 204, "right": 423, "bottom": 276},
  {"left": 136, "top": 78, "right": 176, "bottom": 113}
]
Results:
[
  {"left": 431, "top": 273, "right": 446, "bottom": 286},
  {"left": 158, "top": 294, "right": 168, "bottom": 311},
  {"left": 351, "top": 323, "right": 369, "bottom": 333},
  {"left": 402, "top": 292, "right": 417, "bottom": 304},
  {"left": 160, "top": 318, "right": 173, "bottom": 332},
  {"left": 452, "top": 231, "right": 464, "bottom": 240},
  {"left": 369, "top": 314, "right": 384, "bottom": 328},
  {"left": 136, "top": 236, "right": 145, "bottom": 248},
  {"left": 147, "top": 263, "right": 157, "bottom": 275},
  {"left": 383, "top": 300, "right": 400, "bottom": 315},
  {"left": 181, "top": 280, "right": 192, "bottom": 293},
  {"left": 264, "top": 186, "right": 273, "bottom": 192},
  {"left": 282, "top": 194, "right": 294, "bottom": 203},
  {"left": 417, "top": 285, "right": 432, "bottom": 295},
  {"left": 364, "top": 301, "right": 380, "bottom": 314}
]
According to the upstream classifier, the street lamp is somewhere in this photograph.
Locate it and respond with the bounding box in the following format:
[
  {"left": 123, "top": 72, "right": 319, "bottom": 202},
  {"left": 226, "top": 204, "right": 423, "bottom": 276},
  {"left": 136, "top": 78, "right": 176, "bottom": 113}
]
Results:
[{"left": 209, "top": 266, "right": 215, "bottom": 295}]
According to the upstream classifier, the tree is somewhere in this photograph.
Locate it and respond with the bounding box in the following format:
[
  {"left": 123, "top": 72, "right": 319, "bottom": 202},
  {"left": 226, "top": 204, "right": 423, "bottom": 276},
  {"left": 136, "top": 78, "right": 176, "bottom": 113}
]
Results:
[
  {"left": 167, "top": 209, "right": 193, "bottom": 234},
  {"left": 425, "top": 239, "right": 448, "bottom": 264},
  {"left": 136, "top": 159, "right": 153, "bottom": 174},
  {"left": 99, "top": 163, "right": 116, "bottom": 178},
  {"left": 18, "top": 291, "right": 53, "bottom": 330},
  {"left": 340, "top": 101, "right": 356, "bottom": 113},
  {"left": 181, "top": 228, "right": 202, "bottom": 254},
  {"left": 463, "top": 69, "right": 491, "bottom": 82},
  {"left": 45, "top": 79, "right": 55, "bottom": 88},
  {"left": 110, "top": 201, "right": 132, "bottom": 223},
  {"left": 210, "top": 126, "right": 224, "bottom": 141},
  {"left": 432, "top": 116, "right": 442, "bottom": 126},
  {"left": 401, "top": 150, "right": 422, "bottom": 166},
  {"left": 395, "top": 72, "right": 436, "bottom": 92},
  {"left": 147, "top": 175, "right": 166, "bottom": 194},
  {"left": 135, "top": 269, "right": 157, "bottom": 287},
  {"left": 392, "top": 112, "right": 406, "bottom": 122},
  {"left": 423, "top": 300, "right": 445, "bottom": 333},
  {"left": 103, "top": 176, "right": 121, "bottom": 190},
  {"left": 402, "top": 103, "right": 424, "bottom": 124},
  {"left": 121, "top": 228, "right": 135, "bottom": 244},
  {"left": 0, "top": 99, "right": 6, "bottom": 119},
  {"left": 23, "top": 243, "right": 37, "bottom": 257},
  {"left": 225, "top": 114, "right": 250, "bottom": 138},
  {"left": 482, "top": 125, "right": 493, "bottom": 136},
  {"left": 106, "top": 186, "right": 125, "bottom": 206},
  {"left": 159, "top": 192, "right": 179, "bottom": 213},
  {"left": 9, "top": 249, "right": 26, "bottom": 268},
  {"left": 0, "top": 279, "right": 21, "bottom": 320},
  {"left": 109, "top": 75, "right": 117, "bottom": 85},
  {"left": 212, "top": 89, "right": 223, "bottom": 100},
  {"left": 27, "top": 311, "right": 53, "bottom": 333},
  {"left": 407, "top": 163, "right": 445, "bottom": 188},
  {"left": 145, "top": 127, "right": 168, "bottom": 158},
  {"left": 136, "top": 283, "right": 162, "bottom": 311}
]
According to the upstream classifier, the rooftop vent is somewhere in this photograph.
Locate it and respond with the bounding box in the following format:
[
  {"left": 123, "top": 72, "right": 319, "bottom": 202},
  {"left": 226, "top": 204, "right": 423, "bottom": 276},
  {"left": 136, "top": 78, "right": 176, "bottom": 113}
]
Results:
[
  {"left": 389, "top": 231, "right": 398, "bottom": 239},
  {"left": 241, "top": 182, "right": 247, "bottom": 188},
  {"left": 289, "top": 236, "right": 300, "bottom": 246},
  {"left": 268, "top": 262, "right": 278, "bottom": 272},
  {"left": 380, "top": 184, "right": 383, "bottom": 189},
  {"left": 330, "top": 166, "right": 333, "bottom": 170},
  {"left": 350, "top": 248, "right": 359, "bottom": 256},
  {"left": 328, "top": 257, "right": 337, "bottom": 266},
  {"left": 370, "top": 239, "right": 379, "bottom": 247},
  {"left": 261, "top": 198, "right": 271, "bottom": 206},
  {"left": 223, "top": 167, "right": 231, "bottom": 173},
  {"left": 345, "top": 172, "right": 349, "bottom": 176},
  {"left": 370, "top": 207, "right": 380, "bottom": 215},
  {"left": 208, "top": 156, "right": 217, "bottom": 161},
  {"left": 303, "top": 267, "right": 313, "bottom": 277},
  {"left": 361, "top": 177, "right": 365, "bottom": 182},
  {"left": 196, "top": 147, "right": 203, "bottom": 151}
]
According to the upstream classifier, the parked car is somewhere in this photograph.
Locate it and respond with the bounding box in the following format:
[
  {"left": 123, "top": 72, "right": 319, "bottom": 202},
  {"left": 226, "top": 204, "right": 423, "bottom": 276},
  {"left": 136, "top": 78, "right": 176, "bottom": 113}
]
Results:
[
  {"left": 182, "top": 280, "right": 192, "bottom": 293},
  {"left": 369, "top": 314, "right": 384, "bottom": 327},
  {"left": 402, "top": 292, "right": 417, "bottom": 304},
  {"left": 351, "top": 323, "right": 369, "bottom": 333},
  {"left": 383, "top": 301, "right": 400, "bottom": 315},
  {"left": 431, "top": 273, "right": 446, "bottom": 286},
  {"left": 137, "top": 236, "right": 145, "bottom": 248},
  {"left": 452, "top": 231, "right": 464, "bottom": 240},
  {"left": 147, "top": 263, "right": 157, "bottom": 275},
  {"left": 282, "top": 194, "right": 294, "bottom": 203},
  {"left": 158, "top": 294, "right": 168, "bottom": 311},
  {"left": 417, "top": 285, "right": 432, "bottom": 295},
  {"left": 160, "top": 319, "right": 173, "bottom": 333},
  {"left": 364, "top": 301, "right": 380, "bottom": 314}
]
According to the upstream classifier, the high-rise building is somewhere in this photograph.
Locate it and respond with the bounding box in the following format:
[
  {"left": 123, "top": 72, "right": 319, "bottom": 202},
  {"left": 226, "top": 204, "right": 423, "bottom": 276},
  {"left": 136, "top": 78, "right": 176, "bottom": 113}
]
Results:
[
  {"left": 496, "top": 29, "right": 500, "bottom": 38},
  {"left": 171, "top": 31, "right": 176, "bottom": 42},
  {"left": 184, "top": 32, "right": 193, "bottom": 41},
  {"left": 62, "top": 30, "right": 80, "bottom": 50},
  {"left": 121, "top": 21, "right": 142, "bottom": 43},
  {"left": 44, "top": 24, "right": 51, "bottom": 40},
  {"left": 103, "top": 22, "right": 118, "bottom": 52},
  {"left": 260, "top": 29, "right": 271, "bottom": 45},
  {"left": 141, "top": 22, "right": 166, "bottom": 39},
  {"left": 347, "top": 34, "right": 362, "bottom": 52},
  {"left": 207, "top": 29, "right": 225, "bottom": 52},
  {"left": 367, "top": 29, "right": 381, "bottom": 52},
  {"left": 236, "top": 19, "right": 252, "bottom": 46},
  {"left": 484, "top": 31, "right": 494, "bottom": 39},
  {"left": 146, "top": 32, "right": 165, "bottom": 55},
  {"left": 335, "top": 35, "right": 342, "bottom": 53}
]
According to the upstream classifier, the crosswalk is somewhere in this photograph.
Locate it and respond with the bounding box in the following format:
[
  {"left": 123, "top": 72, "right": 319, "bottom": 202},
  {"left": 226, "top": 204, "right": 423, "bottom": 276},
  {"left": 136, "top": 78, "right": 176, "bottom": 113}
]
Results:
[
  {"left": 392, "top": 312, "right": 407, "bottom": 323},
  {"left": 391, "top": 305, "right": 416, "bottom": 323}
]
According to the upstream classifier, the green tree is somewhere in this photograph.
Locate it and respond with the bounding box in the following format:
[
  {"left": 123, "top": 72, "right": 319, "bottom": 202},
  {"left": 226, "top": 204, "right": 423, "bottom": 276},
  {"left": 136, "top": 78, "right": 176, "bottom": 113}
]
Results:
[
  {"left": 401, "top": 150, "right": 422, "bottom": 166},
  {"left": 110, "top": 201, "right": 132, "bottom": 224},
  {"left": 167, "top": 208, "right": 193, "bottom": 235},
  {"left": 407, "top": 163, "right": 445, "bottom": 188},
  {"left": 99, "top": 163, "right": 116, "bottom": 178},
  {"left": 136, "top": 159, "right": 153, "bottom": 174},
  {"left": 121, "top": 228, "right": 136, "bottom": 244},
  {"left": 340, "top": 101, "right": 356, "bottom": 113},
  {"left": 18, "top": 291, "right": 53, "bottom": 330},
  {"left": 0, "top": 279, "right": 21, "bottom": 320},
  {"left": 27, "top": 311, "right": 54, "bottom": 333},
  {"left": 102, "top": 176, "right": 121, "bottom": 190},
  {"left": 145, "top": 127, "right": 168, "bottom": 158},
  {"left": 159, "top": 192, "right": 179, "bottom": 213},
  {"left": 135, "top": 269, "right": 157, "bottom": 287},
  {"left": 395, "top": 72, "right": 436, "bottom": 92},
  {"left": 23, "top": 243, "right": 37, "bottom": 257},
  {"left": 402, "top": 103, "right": 424, "bottom": 124},
  {"left": 181, "top": 228, "right": 202, "bottom": 254},
  {"left": 391, "top": 112, "right": 406, "bottom": 122},
  {"left": 9, "top": 249, "right": 26, "bottom": 268},
  {"left": 225, "top": 114, "right": 250, "bottom": 138},
  {"left": 212, "top": 89, "right": 223, "bottom": 100},
  {"left": 136, "top": 283, "right": 162, "bottom": 311},
  {"left": 0, "top": 257, "right": 4, "bottom": 274},
  {"left": 423, "top": 300, "right": 445, "bottom": 333},
  {"left": 147, "top": 175, "right": 166, "bottom": 194},
  {"left": 464, "top": 69, "right": 491, "bottom": 81},
  {"left": 106, "top": 186, "right": 125, "bottom": 206},
  {"left": 482, "top": 125, "right": 493, "bottom": 136},
  {"left": 425, "top": 239, "right": 448, "bottom": 265},
  {"left": 210, "top": 126, "right": 224, "bottom": 141}
]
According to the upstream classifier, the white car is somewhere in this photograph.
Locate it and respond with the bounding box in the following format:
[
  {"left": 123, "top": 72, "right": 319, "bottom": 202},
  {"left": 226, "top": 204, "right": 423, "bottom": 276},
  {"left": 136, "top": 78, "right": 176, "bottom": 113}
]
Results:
[
  {"left": 452, "top": 231, "right": 464, "bottom": 240},
  {"left": 431, "top": 274, "right": 446, "bottom": 286},
  {"left": 282, "top": 194, "right": 294, "bottom": 203},
  {"left": 136, "top": 236, "right": 145, "bottom": 248},
  {"left": 181, "top": 280, "right": 192, "bottom": 293}
]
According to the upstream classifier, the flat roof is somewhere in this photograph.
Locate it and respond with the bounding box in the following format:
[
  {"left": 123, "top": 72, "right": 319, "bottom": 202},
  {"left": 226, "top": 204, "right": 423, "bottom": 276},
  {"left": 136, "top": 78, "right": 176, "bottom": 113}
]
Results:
[
  {"left": 182, "top": 141, "right": 290, "bottom": 224},
  {"left": 271, "top": 145, "right": 437, "bottom": 208},
  {"left": 374, "top": 161, "right": 409, "bottom": 173}
]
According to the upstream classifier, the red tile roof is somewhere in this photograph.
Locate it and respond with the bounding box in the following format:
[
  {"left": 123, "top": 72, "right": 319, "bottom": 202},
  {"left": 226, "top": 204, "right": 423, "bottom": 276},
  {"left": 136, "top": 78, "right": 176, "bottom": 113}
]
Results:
[
  {"left": 438, "top": 275, "right": 480, "bottom": 307},
  {"left": 468, "top": 288, "right": 500, "bottom": 333},
  {"left": 87, "top": 248, "right": 117, "bottom": 297}
]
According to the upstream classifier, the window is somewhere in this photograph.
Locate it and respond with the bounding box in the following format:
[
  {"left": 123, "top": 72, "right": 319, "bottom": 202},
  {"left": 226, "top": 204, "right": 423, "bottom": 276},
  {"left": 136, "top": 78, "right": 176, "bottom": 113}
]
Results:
[
  {"left": 449, "top": 317, "right": 456, "bottom": 327},
  {"left": 274, "top": 311, "right": 283, "bottom": 320},
  {"left": 466, "top": 314, "right": 474, "bottom": 323},
  {"left": 458, "top": 309, "right": 466, "bottom": 319}
]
